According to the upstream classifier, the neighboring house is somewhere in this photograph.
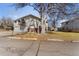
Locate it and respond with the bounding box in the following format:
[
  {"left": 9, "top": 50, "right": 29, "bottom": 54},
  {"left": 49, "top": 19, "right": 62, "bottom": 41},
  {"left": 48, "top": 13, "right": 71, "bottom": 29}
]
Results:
[
  {"left": 14, "top": 14, "right": 48, "bottom": 33},
  {"left": 60, "top": 17, "right": 79, "bottom": 32}
]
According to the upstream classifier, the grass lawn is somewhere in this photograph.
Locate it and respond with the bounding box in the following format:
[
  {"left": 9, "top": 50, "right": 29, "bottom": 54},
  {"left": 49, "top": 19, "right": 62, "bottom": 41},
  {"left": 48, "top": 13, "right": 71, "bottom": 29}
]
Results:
[
  {"left": 47, "top": 31, "right": 79, "bottom": 41},
  {"left": 14, "top": 31, "right": 79, "bottom": 41}
]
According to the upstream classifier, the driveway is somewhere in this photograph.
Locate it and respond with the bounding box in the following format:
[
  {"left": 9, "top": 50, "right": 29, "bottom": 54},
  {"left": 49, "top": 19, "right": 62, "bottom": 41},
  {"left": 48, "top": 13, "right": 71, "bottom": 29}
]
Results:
[{"left": 0, "top": 31, "right": 79, "bottom": 56}]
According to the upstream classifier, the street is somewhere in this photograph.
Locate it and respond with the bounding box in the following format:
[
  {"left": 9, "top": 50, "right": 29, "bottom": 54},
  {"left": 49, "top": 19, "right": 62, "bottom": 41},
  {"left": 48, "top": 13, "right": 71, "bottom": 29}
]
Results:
[{"left": 0, "top": 31, "right": 79, "bottom": 56}]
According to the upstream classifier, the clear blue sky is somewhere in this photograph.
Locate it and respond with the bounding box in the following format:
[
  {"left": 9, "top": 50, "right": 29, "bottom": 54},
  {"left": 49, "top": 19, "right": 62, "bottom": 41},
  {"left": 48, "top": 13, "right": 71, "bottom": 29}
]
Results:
[{"left": 0, "top": 3, "right": 39, "bottom": 20}]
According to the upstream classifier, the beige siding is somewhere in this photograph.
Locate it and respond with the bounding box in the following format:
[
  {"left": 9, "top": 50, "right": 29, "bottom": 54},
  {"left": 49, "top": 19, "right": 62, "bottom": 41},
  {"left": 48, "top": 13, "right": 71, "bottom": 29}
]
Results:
[{"left": 14, "top": 16, "right": 41, "bottom": 33}]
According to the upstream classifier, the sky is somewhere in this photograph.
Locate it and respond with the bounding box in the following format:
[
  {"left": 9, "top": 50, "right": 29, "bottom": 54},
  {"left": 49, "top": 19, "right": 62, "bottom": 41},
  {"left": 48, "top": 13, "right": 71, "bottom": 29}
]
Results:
[
  {"left": 0, "top": 3, "right": 39, "bottom": 20},
  {"left": 0, "top": 3, "right": 79, "bottom": 27}
]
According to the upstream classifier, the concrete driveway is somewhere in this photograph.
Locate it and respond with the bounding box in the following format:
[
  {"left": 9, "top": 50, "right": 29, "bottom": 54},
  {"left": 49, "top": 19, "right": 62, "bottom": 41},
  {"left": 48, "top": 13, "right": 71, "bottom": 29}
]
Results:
[{"left": 0, "top": 31, "right": 79, "bottom": 56}]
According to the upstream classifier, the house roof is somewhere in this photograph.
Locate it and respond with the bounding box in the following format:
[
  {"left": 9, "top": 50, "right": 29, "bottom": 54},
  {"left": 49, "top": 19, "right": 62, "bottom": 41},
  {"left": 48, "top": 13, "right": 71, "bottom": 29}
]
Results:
[
  {"left": 62, "top": 17, "right": 79, "bottom": 24},
  {"left": 16, "top": 14, "right": 41, "bottom": 21}
]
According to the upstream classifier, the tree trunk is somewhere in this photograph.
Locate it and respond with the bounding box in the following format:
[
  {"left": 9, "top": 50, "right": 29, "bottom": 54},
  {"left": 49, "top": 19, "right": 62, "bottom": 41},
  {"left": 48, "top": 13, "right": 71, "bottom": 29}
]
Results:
[
  {"left": 40, "top": 4, "right": 46, "bottom": 34},
  {"left": 40, "top": 13, "right": 46, "bottom": 34},
  {"left": 41, "top": 21, "right": 46, "bottom": 34}
]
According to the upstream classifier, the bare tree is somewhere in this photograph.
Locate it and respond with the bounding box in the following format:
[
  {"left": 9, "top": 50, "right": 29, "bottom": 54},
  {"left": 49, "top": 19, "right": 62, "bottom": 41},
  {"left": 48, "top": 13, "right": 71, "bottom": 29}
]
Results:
[
  {"left": 1, "top": 17, "right": 14, "bottom": 30},
  {"left": 14, "top": 3, "right": 48, "bottom": 34},
  {"left": 13, "top": 3, "right": 79, "bottom": 33},
  {"left": 47, "top": 3, "right": 78, "bottom": 31}
]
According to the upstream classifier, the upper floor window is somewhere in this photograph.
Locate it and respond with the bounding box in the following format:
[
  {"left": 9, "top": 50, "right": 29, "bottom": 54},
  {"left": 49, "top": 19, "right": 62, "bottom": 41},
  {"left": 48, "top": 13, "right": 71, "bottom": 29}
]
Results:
[
  {"left": 18, "top": 20, "right": 20, "bottom": 22},
  {"left": 15, "top": 20, "right": 17, "bottom": 23},
  {"left": 22, "top": 18, "right": 25, "bottom": 23}
]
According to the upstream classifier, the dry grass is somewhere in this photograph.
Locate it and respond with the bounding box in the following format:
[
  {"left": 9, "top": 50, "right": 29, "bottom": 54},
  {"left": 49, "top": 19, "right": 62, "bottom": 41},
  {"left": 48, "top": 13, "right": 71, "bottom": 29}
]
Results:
[
  {"left": 15, "top": 32, "right": 48, "bottom": 40},
  {"left": 14, "top": 31, "right": 79, "bottom": 41},
  {"left": 0, "top": 29, "right": 7, "bottom": 31},
  {"left": 47, "top": 31, "right": 79, "bottom": 41}
]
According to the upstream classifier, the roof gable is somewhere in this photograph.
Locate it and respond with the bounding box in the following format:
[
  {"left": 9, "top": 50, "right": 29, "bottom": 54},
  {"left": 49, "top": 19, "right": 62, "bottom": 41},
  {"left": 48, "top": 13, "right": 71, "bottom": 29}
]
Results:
[
  {"left": 62, "top": 17, "right": 79, "bottom": 24},
  {"left": 16, "top": 14, "right": 41, "bottom": 21}
]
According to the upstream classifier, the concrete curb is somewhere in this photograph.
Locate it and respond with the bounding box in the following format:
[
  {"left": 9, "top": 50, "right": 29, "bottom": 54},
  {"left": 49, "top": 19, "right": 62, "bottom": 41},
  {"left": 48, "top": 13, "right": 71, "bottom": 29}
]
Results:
[
  {"left": 7, "top": 37, "right": 79, "bottom": 42},
  {"left": 48, "top": 39, "right": 64, "bottom": 41},
  {"left": 8, "top": 37, "right": 37, "bottom": 40}
]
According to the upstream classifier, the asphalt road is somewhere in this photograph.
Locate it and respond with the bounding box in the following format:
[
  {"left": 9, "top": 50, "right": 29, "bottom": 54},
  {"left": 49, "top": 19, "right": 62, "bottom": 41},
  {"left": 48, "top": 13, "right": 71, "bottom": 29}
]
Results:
[{"left": 0, "top": 31, "right": 79, "bottom": 56}]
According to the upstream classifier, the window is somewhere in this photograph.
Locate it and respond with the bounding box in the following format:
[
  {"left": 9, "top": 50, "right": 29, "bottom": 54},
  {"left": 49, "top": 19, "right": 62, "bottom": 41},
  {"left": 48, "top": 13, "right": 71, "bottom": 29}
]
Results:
[
  {"left": 22, "top": 18, "right": 25, "bottom": 23},
  {"left": 15, "top": 20, "right": 17, "bottom": 23},
  {"left": 18, "top": 20, "right": 20, "bottom": 22}
]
